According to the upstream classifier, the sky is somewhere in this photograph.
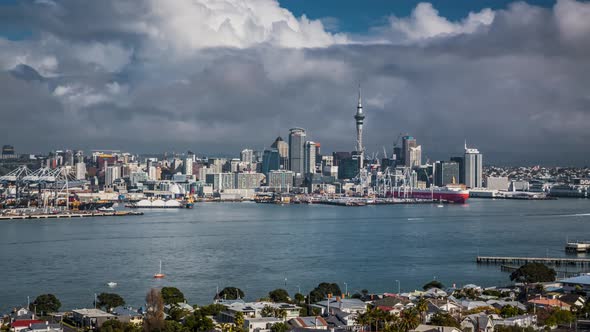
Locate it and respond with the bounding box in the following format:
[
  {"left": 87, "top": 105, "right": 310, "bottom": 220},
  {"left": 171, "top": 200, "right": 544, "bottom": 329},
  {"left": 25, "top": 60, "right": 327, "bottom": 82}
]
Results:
[{"left": 0, "top": 0, "right": 589, "bottom": 166}]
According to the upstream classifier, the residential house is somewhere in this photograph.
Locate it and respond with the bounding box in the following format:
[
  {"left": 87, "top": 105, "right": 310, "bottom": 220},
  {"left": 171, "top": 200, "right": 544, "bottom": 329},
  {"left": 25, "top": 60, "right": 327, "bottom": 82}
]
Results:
[
  {"left": 313, "top": 299, "right": 366, "bottom": 315},
  {"left": 244, "top": 317, "right": 282, "bottom": 332},
  {"left": 217, "top": 301, "right": 300, "bottom": 323},
  {"left": 10, "top": 320, "right": 43, "bottom": 332},
  {"left": 559, "top": 294, "right": 585, "bottom": 310},
  {"left": 461, "top": 313, "right": 495, "bottom": 332},
  {"left": 493, "top": 314, "right": 537, "bottom": 329},
  {"left": 71, "top": 309, "right": 115, "bottom": 330},
  {"left": 288, "top": 316, "right": 328, "bottom": 330},
  {"left": 26, "top": 322, "right": 63, "bottom": 332},
  {"left": 410, "top": 324, "right": 462, "bottom": 332},
  {"left": 527, "top": 297, "right": 571, "bottom": 311},
  {"left": 111, "top": 307, "right": 143, "bottom": 325},
  {"left": 560, "top": 275, "right": 590, "bottom": 293}
]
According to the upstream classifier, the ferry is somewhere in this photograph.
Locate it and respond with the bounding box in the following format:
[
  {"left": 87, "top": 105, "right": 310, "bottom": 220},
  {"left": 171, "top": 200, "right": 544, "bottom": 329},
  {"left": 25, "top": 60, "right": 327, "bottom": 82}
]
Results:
[{"left": 390, "top": 187, "right": 470, "bottom": 204}]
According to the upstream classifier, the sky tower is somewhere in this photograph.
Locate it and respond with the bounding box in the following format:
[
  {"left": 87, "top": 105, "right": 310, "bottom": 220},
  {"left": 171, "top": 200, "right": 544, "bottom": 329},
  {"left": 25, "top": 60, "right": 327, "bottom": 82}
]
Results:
[{"left": 354, "top": 85, "right": 365, "bottom": 168}]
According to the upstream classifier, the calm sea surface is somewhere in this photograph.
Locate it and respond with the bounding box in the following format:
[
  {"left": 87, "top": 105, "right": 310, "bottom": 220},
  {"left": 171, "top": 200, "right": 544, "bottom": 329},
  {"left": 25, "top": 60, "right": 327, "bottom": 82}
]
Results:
[{"left": 1, "top": 198, "right": 590, "bottom": 310}]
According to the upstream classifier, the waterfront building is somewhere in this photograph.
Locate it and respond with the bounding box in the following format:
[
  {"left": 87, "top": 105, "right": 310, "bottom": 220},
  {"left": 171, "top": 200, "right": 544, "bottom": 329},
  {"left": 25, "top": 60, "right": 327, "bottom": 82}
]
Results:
[
  {"left": 486, "top": 176, "right": 510, "bottom": 191},
  {"left": 464, "top": 143, "right": 483, "bottom": 188},
  {"left": 261, "top": 149, "right": 280, "bottom": 176},
  {"left": 304, "top": 141, "right": 317, "bottom": 175},
  {"left": 75, "top": 162, "right": 86, "bottom": 180},
  {"left": 198, "top": 166, "right": 215, "bottom": 182},
  {"left": 206, "top": 173, "right": 235, "bottom": 191},
  {"left": 402, "top": 136, "right": 417, "bottom": 167},
  {"left": 184, "top": 157, "right": 193, "bottom": 176},
  {"left": 105, "top": 165, "right": 121, "bottom": 186},
  {"left": 450, "top": 156, "right": 465, "bottom": 184},
  {"left": 338, "top": 155, "right": 360, "bottom": 180},
  {"left": 271, "top": 136, "right": 289, "bottom": 168},
  {"left": 268, "top": 170, "right": 294, "bottom": 192},
  {"left": 72, "top": 309, "right": 115, "bottom": 330},
  {"left": 130, "top": 171, "right": 148, "bottom": 187},
  {"left": 235, "top": 172, "right": 264, "bottom": 189},
  {"left": 434, "top": 161, "right": 460, "bottom": 187},
  {"left": 288, "top": 128, "right": 306, "bottom": 175}
]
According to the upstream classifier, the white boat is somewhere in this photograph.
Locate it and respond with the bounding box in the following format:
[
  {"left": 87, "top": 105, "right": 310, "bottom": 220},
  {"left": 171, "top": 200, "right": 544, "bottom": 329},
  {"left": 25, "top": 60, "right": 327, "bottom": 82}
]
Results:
[
  {"left": 154, "top": 260, "right": 165, "bottom": 279},
  {"left": 98, "top": 207, "right": 115, "bottom": 212},
  {"left": 107, "top": 282, "right": 117, "bottom": 287}
]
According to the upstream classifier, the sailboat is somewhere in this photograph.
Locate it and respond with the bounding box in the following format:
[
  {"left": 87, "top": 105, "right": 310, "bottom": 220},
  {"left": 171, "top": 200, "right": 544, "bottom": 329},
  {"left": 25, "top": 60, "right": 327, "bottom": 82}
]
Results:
[{"left": 153, "top": 260, "right": 165, "bottom": 279}]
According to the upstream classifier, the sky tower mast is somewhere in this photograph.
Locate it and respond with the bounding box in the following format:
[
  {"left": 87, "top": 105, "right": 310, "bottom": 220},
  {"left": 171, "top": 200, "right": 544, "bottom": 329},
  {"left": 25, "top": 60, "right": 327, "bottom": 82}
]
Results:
[{"left": 354, "top": 85, "right": 365, "bottom": 168}]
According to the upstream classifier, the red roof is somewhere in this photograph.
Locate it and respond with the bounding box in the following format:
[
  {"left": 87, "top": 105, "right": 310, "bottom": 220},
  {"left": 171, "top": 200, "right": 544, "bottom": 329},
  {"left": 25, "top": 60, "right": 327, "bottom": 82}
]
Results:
[{"left": 11, "top": 320, "right": 43, "bottom": 328}]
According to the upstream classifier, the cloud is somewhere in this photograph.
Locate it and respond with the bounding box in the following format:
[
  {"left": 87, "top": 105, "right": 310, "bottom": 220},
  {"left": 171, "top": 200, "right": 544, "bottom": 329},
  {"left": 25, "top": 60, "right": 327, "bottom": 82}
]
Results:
[
  {"left": 378, "top": 2, "right": 495, "bottom": 43},
  {"left": 0, "top": 0, "right": 589, "bottom": 166}
]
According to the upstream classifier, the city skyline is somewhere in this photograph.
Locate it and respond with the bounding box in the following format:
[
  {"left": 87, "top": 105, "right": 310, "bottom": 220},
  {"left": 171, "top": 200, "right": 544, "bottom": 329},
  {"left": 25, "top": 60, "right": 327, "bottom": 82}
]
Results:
[{"left": 1, "top": 0, "right": 589, "bottom": 166}]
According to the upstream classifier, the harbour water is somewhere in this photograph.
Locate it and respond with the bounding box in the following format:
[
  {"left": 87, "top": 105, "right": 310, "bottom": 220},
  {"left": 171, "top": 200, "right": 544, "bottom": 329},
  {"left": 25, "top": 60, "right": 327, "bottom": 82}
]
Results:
[{"left": 1, "top": 198, "right": 589, "bottom": 310}]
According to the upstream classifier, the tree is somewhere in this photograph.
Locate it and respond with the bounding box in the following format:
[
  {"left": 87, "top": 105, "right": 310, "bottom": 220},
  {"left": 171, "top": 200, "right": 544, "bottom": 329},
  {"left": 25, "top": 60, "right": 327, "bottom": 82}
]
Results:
[
  {"left": 398, "top": 308, "right": 420, "bottom": 332},
  {"left": 294, "top": 293, "right": 305, "bottom": 304},
  {"left": 163, "top": 321, "right": 187, "bottom": 332},
  {"left": 422, "top": 280, "right": 444, "bottom": 290},
  {"left": 144, "top": 288, "right": 165, "bottom": 332},
  {"left": 217, "top": 287, "right": 245, "bottom": 300},
  {"left": 31, "top": 294, "right": 61, "bottom": 314},
  {"left": 161, "top": 287, "right": 186, "bottom": 305},
  {"left": 544, "top": 309, "right": 575, "bottom": 327},
  {"left": 199, "top": 304, "right": 225, "bottom": 316},
  {"left": 99, "top": 320, "right": 142, "bottom": 332},
  {"left": 233, "top": 312, "right": 244, "bottom": 332},
  {"left": 429, "top": 312, "right": 460, "bottom": 328},
  {"left": 500, "top": 305, "right": 523, "bottom": 318},
  {"left": 268, "top": 289, "right": 290, "bottom": 303},
  {"left": 510, "top": 263, "right": 556, "bottom": 283},
  {"left": 309, "top": 282, "right": 342, "bottom": 303},
  {"left": 97, "top": 293, "right": 125, "bottom": 311},
  {"left": 185, "top": 310, "right": 215, "bottom": 332},
  {"left": 270, "top": 323, "right": 289, "bottom": 332}
]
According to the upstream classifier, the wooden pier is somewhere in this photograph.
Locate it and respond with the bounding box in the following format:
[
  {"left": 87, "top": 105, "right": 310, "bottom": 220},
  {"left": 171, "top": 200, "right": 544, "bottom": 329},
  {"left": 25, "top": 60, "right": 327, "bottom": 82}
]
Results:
[
  {"left": 0, "top": 211, "right": 143, "bottom": 220},
  {"left": 477, "top": 256, "right": 590, "bottom": 266}
]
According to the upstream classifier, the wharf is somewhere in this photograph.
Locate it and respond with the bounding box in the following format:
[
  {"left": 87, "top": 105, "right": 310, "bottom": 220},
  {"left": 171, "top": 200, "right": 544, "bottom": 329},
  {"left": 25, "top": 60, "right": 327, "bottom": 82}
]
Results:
[
  {"left": 0, "top": 211, "right": 143, "bottom": 220},
  {"left": 477, "top": 256, "right": 590, "bottom": 266},
  {"left": 566, "top": 241, "right": 590, "bottom": 253}
]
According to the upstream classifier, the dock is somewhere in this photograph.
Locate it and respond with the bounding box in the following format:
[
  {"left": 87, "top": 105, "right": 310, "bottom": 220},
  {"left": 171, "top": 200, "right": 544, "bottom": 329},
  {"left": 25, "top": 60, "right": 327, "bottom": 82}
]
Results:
[
  {"left": 477, "top": 256, "right": 590, "bottom": 266},
  {"left": 566, "top": 241, "right": 590, "bottom": 253},
  {"left": 0, "top": 211, "right": 143, "bottom": 220}
]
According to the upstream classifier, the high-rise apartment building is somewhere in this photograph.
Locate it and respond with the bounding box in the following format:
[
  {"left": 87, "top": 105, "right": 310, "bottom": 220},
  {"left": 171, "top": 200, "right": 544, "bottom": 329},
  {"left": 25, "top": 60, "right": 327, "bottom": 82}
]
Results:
[
  {"left": 261, "top": 149, "right": 280, "bottom": 176},
  {"left": 184, "top": 157, "right": 193, "bottom": 176},
  {"left": 288, "top": 128, "right": 306, "bottom": 175},
  {"left": 304, "top": 141, "right": 317, "bottom": 175},
  {"left": 105, "top": 165, "right": 121, "bottom": 186},
  {"left": 408, "top": 145, "right": 422, "bottom": 169},
  {"left": 464, "top": 143, "right": 483, "bottom": 188},
  {"left": 240, "top": 149, "right": 254, "bottom": 163},
  {"left": 402, "top": 136, "right": 417, "bottom": 167}
]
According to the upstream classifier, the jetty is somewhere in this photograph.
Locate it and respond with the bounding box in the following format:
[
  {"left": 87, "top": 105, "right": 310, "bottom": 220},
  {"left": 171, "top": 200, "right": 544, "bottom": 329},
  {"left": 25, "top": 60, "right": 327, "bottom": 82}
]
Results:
[
  {"left": 477, "top": 256, "right": 590, "bottom": 266},
  {"left": 566, "top": 241, "right": 590, "bottom": 253},
  {"left": 0, "top": 211, "right": 143, "bottom": 220}
]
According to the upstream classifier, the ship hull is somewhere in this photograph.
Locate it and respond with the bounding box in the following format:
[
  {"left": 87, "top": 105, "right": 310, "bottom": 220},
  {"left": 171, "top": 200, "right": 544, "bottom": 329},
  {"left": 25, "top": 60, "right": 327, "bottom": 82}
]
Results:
[{"left": 391, "top": 189, "right": 469, "bottom": 204}]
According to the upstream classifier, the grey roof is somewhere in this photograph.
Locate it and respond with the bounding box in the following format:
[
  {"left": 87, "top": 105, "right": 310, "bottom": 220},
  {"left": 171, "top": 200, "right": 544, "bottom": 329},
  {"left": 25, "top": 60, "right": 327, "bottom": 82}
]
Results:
[
  {"left": 560, "top": 274, "right": 590, "bottom": 285},
  {"left": 112, "top": 307, "right": 142, "bottom": 317},
  {"left": 28, "top": 323, "right": 62, "bottom": 330}
]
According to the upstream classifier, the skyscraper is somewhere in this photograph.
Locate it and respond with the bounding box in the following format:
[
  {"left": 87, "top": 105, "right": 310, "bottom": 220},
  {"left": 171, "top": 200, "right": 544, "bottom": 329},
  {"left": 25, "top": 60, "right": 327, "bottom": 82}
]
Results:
[
  {"left": 184, "top": 157, "right": 193, "bottom": 176},
  {"left": 408, "top": 145, "right": 422, "bottom": 169},
  {"left": 105, "top": 165, "right": 121, "bottom": 186},
  {"left": 288, "top": 128, "right": 306, "bottom": 175},
  {"left": 261, "top": 149, "right": 280, "bottom": 176},
  {"left": 464, "top": 142, "right": 483, "bottom": 188},
  {"left": 402, "top": 136, "right": 417, "bottom": 168},
  {"left": 304, "top": 141, "right": 317, "bottom": 175},
  {"left": 434, "top": 161, "right": 460, "bottom": 187},
  {"left": 271, "top": 137, "right": 289, "bottom": 168},
  {"left": 240, "top": 149, "right": 254, "bottom": 163},
  {"left": 354, "top": 86, "right": 365, "bottom": 168}
]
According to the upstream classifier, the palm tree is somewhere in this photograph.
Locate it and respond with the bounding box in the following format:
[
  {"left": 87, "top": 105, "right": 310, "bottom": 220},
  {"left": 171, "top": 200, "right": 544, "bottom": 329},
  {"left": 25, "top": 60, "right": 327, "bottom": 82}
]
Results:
[
  {"left": 399, "top": 308, "right": 420, "bottom": 332},
  {"left": 355, "top": 311, "right": 370, "bottom": 332},
  {"left": 416, "top": 297, "right": 428, "bottom": 324}
]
